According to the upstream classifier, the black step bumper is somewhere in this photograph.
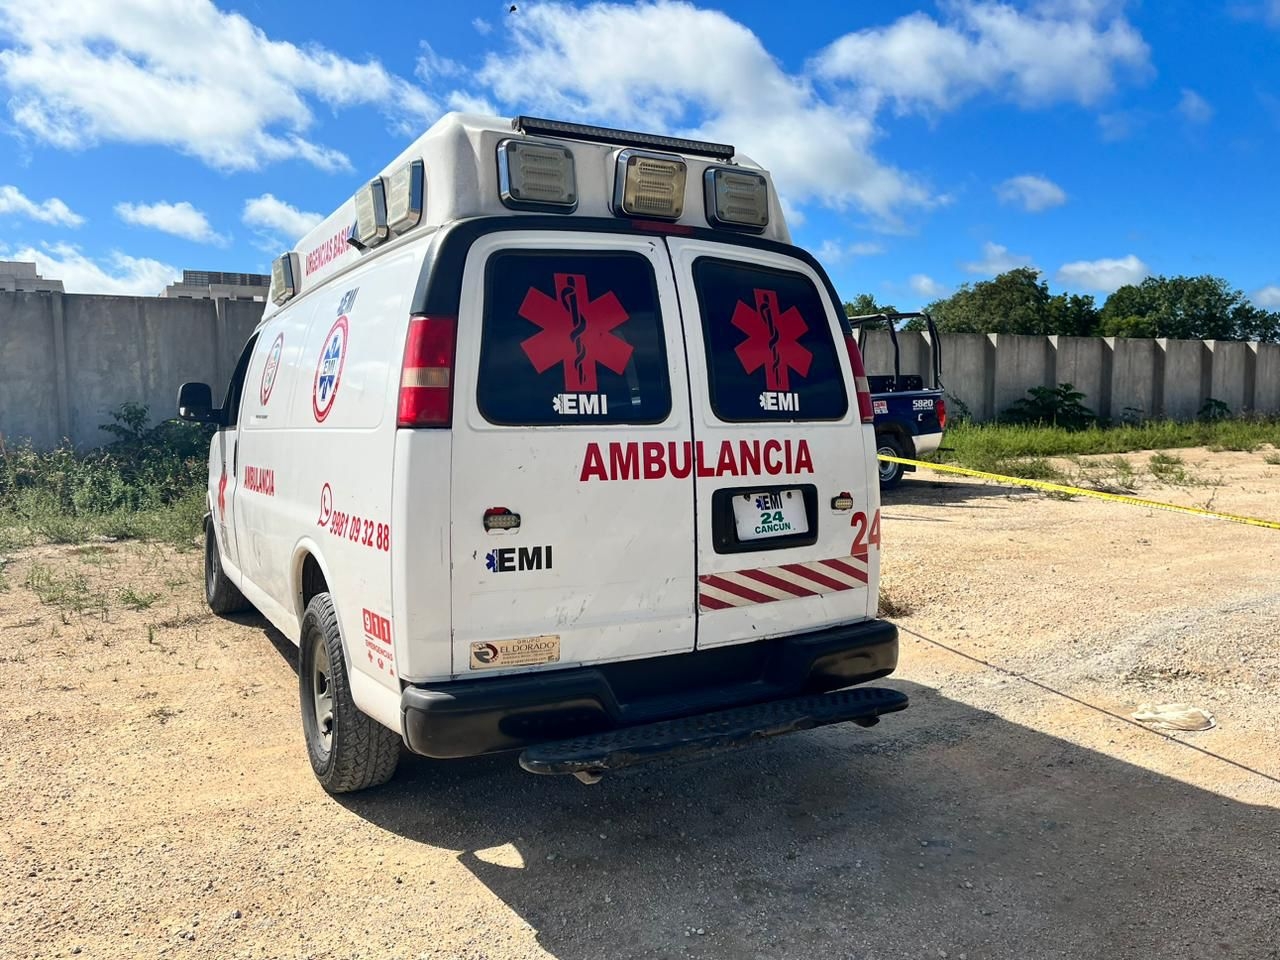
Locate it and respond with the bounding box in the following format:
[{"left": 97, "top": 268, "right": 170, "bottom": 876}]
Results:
[
  {"left": 519, "top": 686, "right": 908, "bottom": 776},
  {"left": 400, "top": 618, "right": 899, "bottom": 761}
]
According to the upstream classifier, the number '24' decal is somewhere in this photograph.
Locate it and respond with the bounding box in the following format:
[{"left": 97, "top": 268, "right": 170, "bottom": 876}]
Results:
[{"left": 850, "top": 509, "right": 881, "bottom": 556}]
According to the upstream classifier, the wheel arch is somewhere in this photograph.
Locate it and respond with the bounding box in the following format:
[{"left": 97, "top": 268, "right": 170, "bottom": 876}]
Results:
[
  {"left": 290, "top": 540, "right": 350, "bottom": 668},
  {"left": 875, "top": 419, "right": 916, "bottom": 457}
]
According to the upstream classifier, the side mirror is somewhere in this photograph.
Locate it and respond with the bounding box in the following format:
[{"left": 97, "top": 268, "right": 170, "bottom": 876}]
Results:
[{"left": 177, "top": 382, "right": 218, "bottom": 423}]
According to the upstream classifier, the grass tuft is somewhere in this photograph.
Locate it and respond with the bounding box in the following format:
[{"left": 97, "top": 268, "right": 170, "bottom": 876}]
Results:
[
  {"left": 940, "top": 418, "right": 1280, "bottom": 472},
  {"left": 878, "top": 587, "right": 914, "bottom": 619},
  {"left": 0, "top": 404, "right": 211, "bottom": 549}
]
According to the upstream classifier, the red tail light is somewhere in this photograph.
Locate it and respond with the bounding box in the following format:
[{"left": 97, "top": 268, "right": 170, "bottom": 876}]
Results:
[
  {"left": 398, "top": 315, "right": 456, "bottom": 428},
  {"left": 843, "top": 333, "right": 875, "bottom": 424},
  {"left": 936, "top": 397, "right": 947, "bottom": 429}
]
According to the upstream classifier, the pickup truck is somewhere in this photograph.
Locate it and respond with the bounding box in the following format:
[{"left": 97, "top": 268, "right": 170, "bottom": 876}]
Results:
[{"left": 847, "top": 311, "right": 947, "bottom": 489}]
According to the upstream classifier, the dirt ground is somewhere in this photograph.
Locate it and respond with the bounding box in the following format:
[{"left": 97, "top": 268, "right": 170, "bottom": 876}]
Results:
[{"left": 2, "top": 447, "right": 1278, "bottom": 960}]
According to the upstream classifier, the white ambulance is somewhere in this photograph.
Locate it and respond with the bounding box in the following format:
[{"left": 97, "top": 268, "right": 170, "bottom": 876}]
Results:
[{"left": 178, "top": 114, "right": 906, "bottom": 792}]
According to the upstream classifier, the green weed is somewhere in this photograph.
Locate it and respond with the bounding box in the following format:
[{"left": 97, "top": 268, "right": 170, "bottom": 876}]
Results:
[
  {"left": 1264, "top": 452, "right": 1280, "bottom": 465},
  {"left": 0, "top": 405, "right": 211, "bottom": 549},
  {"left": 1147, "top": 451, "right": 1188, "bottom": 484},
  {"left": 941, "top": 418, "right": 1280, "bottom": 469},
  {"left": 118, "top": 587, "right": 162, "bottom": 610},
  {"left": 1073, "top": 455, "right": 1139, "bottom": 493},
  {"left": 26, "top": 562, "right": 107, "bottom": 614}
]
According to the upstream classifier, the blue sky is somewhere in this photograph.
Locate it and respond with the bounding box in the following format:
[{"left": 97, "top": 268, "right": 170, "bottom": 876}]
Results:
[{"left": 1, "top": 0, "right": 1278, "bottom": 308}]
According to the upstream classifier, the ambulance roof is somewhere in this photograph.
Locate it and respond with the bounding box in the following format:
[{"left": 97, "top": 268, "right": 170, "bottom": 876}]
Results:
[{"left": 264, "top": 113, "right": 790, "bottom": 317}]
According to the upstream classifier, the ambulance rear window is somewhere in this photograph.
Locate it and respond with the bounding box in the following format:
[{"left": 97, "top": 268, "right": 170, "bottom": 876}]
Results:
[
  {"left": 478, "top": 251, "right": 672, "bottom": 425},
  {"left": 692, "top": 258, "right": 848, "bottom": 422}
]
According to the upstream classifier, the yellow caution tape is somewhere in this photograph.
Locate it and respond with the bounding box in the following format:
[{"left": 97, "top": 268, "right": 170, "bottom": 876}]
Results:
[{"left": 879, "top": 454, "right": 1280, "bottom": 531}]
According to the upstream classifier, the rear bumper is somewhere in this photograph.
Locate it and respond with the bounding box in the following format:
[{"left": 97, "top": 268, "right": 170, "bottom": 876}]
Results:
[
  {"left": 400, "top": 619, "right": 898, "bottom": 759},
  {"left": 913, "top": 431, "right": 943, "bottom": 458}
]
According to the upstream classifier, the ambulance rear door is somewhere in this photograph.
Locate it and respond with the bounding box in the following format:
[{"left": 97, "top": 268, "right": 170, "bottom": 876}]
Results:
[
  {"left": 448, "top": 231, "right": 697, "bottom": 676},
  {"left": 666, "top": 239, "right": 879, "bottom": 648}
]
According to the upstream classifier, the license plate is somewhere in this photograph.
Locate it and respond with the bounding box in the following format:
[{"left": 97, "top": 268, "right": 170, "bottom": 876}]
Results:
[{"left": 733, "top": 489, "right": 808, "bottom": 541}]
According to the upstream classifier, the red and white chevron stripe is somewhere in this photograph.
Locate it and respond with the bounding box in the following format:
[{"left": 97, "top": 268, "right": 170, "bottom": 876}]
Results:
[{"left": 698, "top": 554, "right": 870, "bottom": 611}]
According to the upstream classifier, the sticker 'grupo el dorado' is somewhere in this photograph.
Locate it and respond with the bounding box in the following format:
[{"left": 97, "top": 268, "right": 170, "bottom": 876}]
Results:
[{"left": 579, "top": 438, "right": 814, "bottom": 482}]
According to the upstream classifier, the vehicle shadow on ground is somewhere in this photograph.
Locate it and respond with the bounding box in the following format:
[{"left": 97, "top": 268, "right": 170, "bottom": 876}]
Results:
[
  {"left": 333, "top": 680, "right": 1279, "bottom": 960},
  {"left": 884, "top": 476, "right": 1039, "bottom": 509}
]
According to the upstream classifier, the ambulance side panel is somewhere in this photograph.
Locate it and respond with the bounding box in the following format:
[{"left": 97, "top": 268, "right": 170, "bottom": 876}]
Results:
[
  {"left": 233, "top": 296, "right": 315, "bottom": 635},
  {"left": 239, "top": 244, "right": 427, "bottom": 727}
]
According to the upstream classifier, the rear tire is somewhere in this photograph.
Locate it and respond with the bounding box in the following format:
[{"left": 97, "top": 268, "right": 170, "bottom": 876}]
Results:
[
  {"left": 205, "top": 518, "right": 250, "bottom": 615},
  {"left": 876, "top": 434, "right": 907, "bottom": 490},
  {"left": 299, "top": 593, "right": 400, "bottom": 794}
]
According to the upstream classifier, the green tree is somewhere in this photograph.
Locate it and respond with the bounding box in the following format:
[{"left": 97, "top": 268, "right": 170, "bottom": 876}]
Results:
[
  {"left": 844, "top": 293, "right": 899, "bottom": 330},
  {"left": 918, "top": 268, "right": 1098, "bottom": 336},
  {"left": 1098, "top": 275, "right": 1276, "bottom": 341}
]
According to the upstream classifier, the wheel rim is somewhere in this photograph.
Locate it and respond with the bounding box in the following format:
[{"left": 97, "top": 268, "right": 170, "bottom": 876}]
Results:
[
  {"left": 311, "top": 637, "right": 334, "bottom": 755},
  {"left": 877, "top": 444, "right": 899, "bottom": 482}
]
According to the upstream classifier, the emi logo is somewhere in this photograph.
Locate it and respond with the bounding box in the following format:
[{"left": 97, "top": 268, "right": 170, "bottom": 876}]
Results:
[{"left": 486, "top": 545, "right": 554, "bottom": 573}]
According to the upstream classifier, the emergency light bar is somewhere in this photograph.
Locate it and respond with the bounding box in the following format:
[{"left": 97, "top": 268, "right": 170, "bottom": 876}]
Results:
[
  {"left": 704, "top": 167, "right": 769, "bottom": 231},
  {"left": 514, "top": 116, "right": 735, "bottom": 162},
  {"left": 497, "top": 139, "right": 578, "bottom": 211},
  {"left": 386, "top": 159, "right": 425, "bottom": 235},
  {"left": 354, "top": 177, "right": 389, "bottom": 247},
  {"left": 271, "top": 252, "right": 299, "bottom": 306},
  {"left": 614, "top": 149, "right": 686, "bottom": 220}
]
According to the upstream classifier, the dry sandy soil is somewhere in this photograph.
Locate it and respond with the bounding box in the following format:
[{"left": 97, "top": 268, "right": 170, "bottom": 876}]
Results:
[{"left": 1, "top": 447, "right": 1278, "bottom": 960}]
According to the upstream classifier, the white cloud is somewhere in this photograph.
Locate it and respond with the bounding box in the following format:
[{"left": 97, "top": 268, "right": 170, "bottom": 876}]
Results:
[
  {"left": 115, "top": 200, "right": 224, "bottom": 245},
  {"left": 242, "top": 193, "right": 324, "bottom": 247},
  {"left": 1056, "top": 254, "right": 1149, "bottom": 292},
  {"left": 816, "top": 239, "right": 884, "bottom": 263},
  {"left": 0, "top": 0, "right": 438, "bottom": 171},
  {"left": 13, "top": 242, "right": 177, "bottom": 295},
  {"left": 447, "top": 91, "right": 499, "bottom": 115},
  {"left": 1178, "top": 89, "right": 1213, "bottom": 124},
  {"left": 1254, "top": 285, "right": 1280, "bottom": 308},
  {"left": 457, "top": 0, "right": 935, "bottom": 220},
  {"left": 910, "top": 274, "right": 947, "bottom": 298},
  {"left": 0, "top": 184, "right": 83, "bottom": 226},
  {"left": 963, "top": 241, "right": 1035, "bottom": 276},
  {"left": 416, "top": 42, "right": 463, "bottom": 81},
  {"left": 996, "top": 174, "right": 1067, "bottom": 212},
  {"left": 446, "top": 2, "right": 1150, "bottom": 225},
  {"left": 472, "top": 17, "right": 494, "bottom": 35},
  {"left": 815, "top": 1, "right": 1150, "bottom": 113}
]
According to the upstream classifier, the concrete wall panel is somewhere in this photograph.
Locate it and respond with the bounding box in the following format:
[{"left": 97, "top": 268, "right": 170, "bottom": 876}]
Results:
[
  {"left": 0, "top": 293, "right": 61, "bottom": 449},
  {"left": 1207, "top": 340, "right": 1254, "bottom": 415},
  {"left": 1108, "top": 338, "right": 1160, "bottom": 422},
  {"left": 1159, "top": 339, "right": 1209, "bottom": 420},
  {"left": 991, "top": 334, "right": 1053, "bottom": 419},
  {"left": 939, "top": 333, "right": 993, "bottom": 421},
  {"left": 1253, "top": 342, "right": 1280, "bottom": 415},
  {"left": 1050, "top": 336, "right": 1108, "bottom": 419}
]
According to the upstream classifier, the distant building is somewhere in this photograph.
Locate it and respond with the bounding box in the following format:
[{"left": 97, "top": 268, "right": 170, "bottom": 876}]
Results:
[
  {"left": 160, "top": 269, "right": 269, "bottom": 301},
  {"left": 0, "top": 260, "right": 64, "bottom": 293}
]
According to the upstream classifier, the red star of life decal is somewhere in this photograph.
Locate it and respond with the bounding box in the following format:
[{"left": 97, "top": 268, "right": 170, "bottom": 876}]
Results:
[
  {"left": 732, "top": 288, "right": 813, "bottom": 392},
  {"left": 519, "top": 273, "right": 634, "bottom": 392}
]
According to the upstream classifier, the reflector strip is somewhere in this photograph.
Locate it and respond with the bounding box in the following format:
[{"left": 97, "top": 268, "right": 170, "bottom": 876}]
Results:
[{"left": 698, "top": 555, "right": 869, "bottom": 611}]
